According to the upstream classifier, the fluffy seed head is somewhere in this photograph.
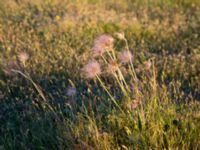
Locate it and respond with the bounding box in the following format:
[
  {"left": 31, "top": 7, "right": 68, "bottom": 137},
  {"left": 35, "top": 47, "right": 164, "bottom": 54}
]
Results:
[
  {"left": 82, "top": 60, "right": 101, "bottom": 78},
  {"left": 115, "top": 32, "right": 125, "bottom": 40},
  {"left": 91, "top": 34, "right": 114, "bottom": 57},
  {"left": 131, "top": 99, "right": 141, "bottom": 109},
  {"left": 18, "top": 52, "right": 29, "bottom": 64},
  {"left": 118, "top": 51, "right": 133, "bottom": 64},
  {"left": 66, "top": 87, "right": 76, "bottom": 96},
  {"left": 107, "top": 61, "right": 119, "bottom": 73},
  {"left": 144, "top": 59, "right": 152, "bottom": 70}
]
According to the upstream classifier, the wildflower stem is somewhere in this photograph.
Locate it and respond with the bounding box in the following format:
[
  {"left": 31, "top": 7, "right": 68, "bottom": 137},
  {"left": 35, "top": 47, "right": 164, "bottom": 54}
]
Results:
[
  {"left": 152, "top": 59, "right": 157, "bottom": 99},
  {"left": 111, "top": 49, "right": 116, "bottom": 60},
  {"left": 106, "top": 49, "right": 115, "bottom": 61},
  {"left": 113, "top": 72, "right": 129, "bottom": 97},
  {"left": 96, "top": 75, "right": 125, "bottom": 114},
  {"left": 101, "top": 55, "right": 108, "bottom": 64},
  {"left": 130, "top": 63, "right": 138, "bottom": 82},
  {"left": 117, "top": 68, "right": 130, "bottom": 92},
  {"left": 128, "top": 65, "right": 136, "bottom": 82},
  {"left": 102, "top": 54, "right": 129, "bottom": 95},
  {"left": 124, "top": 38, "right": 138, "bottom": 82}
]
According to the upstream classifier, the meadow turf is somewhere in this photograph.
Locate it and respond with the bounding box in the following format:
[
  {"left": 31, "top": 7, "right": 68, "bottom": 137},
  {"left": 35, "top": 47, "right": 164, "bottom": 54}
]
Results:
[{"left": 0, "top": 0, "right": 200, "bottom": 149}]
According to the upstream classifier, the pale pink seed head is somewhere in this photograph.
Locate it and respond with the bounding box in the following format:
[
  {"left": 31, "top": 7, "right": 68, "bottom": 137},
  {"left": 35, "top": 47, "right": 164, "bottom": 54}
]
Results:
[
  {"left": 144, "top": 59, "right": 152, "bottom": 70},
  {"left": 132, "top": 100, "right": 139, "bottom": 109},
  {"left": 118, "top": 51, "right": 133, "bottom": 64},
  {"left": 18, "top": 52, "right": 29, "bottom": 64},
  {"left": 95, "top": 34, "right": 114, "bottom": 46},
  {"left": 91, "top": 34, "right": 114, "bottom": 57},
  {"left": 131, "top": 99, "right": 141, "bottom": 110},
  {"left": 66, "top": 87, "right": 76, "bottom": 96},
  {"left": 82, "top": 60, "right": 101, "bottom": 78},
  {"left": 91, "top": 45, "right": 104, "bottom": 57}
]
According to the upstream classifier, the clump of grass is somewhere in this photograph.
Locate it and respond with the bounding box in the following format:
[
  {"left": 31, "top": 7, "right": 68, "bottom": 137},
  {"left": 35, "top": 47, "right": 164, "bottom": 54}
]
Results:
[{"left": 81, "top": 33, "right": 142, "bottom": 113}]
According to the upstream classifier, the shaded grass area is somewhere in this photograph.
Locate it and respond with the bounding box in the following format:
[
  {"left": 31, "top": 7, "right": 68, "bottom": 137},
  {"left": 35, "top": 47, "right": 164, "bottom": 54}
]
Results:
[{"left": 0, "top": 0, "right": 200, "bottom": 149}]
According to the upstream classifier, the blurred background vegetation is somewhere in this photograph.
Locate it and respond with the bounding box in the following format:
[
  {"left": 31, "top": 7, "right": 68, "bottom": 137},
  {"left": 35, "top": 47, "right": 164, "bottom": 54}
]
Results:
[{"left": 0, "top": 0, "right": 200, "bottom": 149}]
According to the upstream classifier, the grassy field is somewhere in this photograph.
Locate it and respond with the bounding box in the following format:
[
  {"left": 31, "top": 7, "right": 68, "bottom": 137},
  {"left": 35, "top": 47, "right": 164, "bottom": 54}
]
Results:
[{"left": 0, "top": 0, "right": 200, "bottom": 149}]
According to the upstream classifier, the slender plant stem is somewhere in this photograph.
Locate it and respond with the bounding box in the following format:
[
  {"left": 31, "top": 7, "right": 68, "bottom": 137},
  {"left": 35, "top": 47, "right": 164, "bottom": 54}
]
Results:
[
  {"left": 102, "top": 54, "right": 129, "bottom": 96},
  {"left": 11, "top": 69, "right": 56, "bottom": 114},
  {"left": 124, "top": 38, "right": 138, "bottom": 82},
  {"left": 106, "top": 49, "right": 115, "bottom": 61},
  {"left": 101, "top": 55, "right": 108, "bottom": 64},
  {"left": 96, "top": 75, "right": 124, "bottom": 114},
  {"left": 113, "top": 72, "right": 129, "bottom": 97},
  {"left": 111, "top": 49, "right": 116, "bottom": 60},
  {"left": 117, "top": 68, "right": 130, "bottom": 92}
]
